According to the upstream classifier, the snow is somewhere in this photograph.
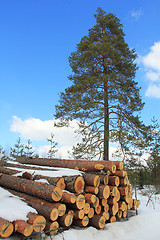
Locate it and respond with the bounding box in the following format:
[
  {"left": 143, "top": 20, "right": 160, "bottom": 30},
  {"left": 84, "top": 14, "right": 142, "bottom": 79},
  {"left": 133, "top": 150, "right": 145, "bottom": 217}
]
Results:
[
  {"left": 0, "top": 187, "right": 37, "bottom": 222},
  {"left": 0, "top": 186, "right": 160, "bottom": 240}
]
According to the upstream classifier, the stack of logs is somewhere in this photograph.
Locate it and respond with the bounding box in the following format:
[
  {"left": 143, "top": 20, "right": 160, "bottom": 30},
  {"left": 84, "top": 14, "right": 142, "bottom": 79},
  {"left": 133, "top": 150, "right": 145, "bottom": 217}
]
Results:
[{"left": 0, "top": 158, "right": 140, "bottom": 238}]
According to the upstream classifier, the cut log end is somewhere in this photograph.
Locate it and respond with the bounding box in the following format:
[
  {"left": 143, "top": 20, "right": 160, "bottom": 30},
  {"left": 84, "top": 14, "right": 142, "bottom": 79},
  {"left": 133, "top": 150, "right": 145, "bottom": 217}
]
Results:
[
  {"left": 76, "top": 194, "right": 85, "bottom": 209},
  {"left": 50, "top": 208, "right": 59, "bottom": 221},
  {"left": 51, "top": 187, "right": 62, "bottom": 202},
  {"left": 0, "top": 219, "right": 14, "bottom": 238},
  {"left": 27, "top": 213, "right": 46, "bottom": 232},
  {"left": 45, "top": 221, "right": 59, "bottom": 236},
  {"left": 74, "top": 176, "right": 85, "bottom": 193},
  {"left": 14, "top": 220, "right": 33, "bottom": 237}
]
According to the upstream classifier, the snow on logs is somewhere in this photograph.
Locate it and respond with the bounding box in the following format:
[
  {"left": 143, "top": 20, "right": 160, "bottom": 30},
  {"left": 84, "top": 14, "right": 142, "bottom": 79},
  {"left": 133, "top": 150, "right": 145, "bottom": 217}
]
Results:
[{"left": 0, "top": 158, "right": 140, "bottom": 238}]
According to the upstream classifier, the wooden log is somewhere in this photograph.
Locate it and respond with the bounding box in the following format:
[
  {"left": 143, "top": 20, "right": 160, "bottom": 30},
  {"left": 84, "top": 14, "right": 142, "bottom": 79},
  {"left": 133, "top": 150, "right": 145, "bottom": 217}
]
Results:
[
  {"left": 44, "top": 221, "right": 59, "bottom": 236},
  {"left": 103, "top": 204, "right": 109, "bottom": 212},
  {"left": 95, "top": 205, "right": 101, "bottom": 215},
  {"left": 118, "top": 186, "right": 128, "bottom": 196},
  {"left": 73, "top": 209, "right": 85, "bottom": 220},
  {"left": 88, "top": 207, "right": 94, "bottom": 219},
  {"left": 119, "top": 176, "right": 128, "bottom": 186},
  {"left": 109, "top": 186, "right": 118, "bottom": 197},
  {"left": 89, "top": 215, "right": 106, "bottom": 229},
  {"left": 85, "top": 186, "right": 99, "bottom": 195},
  {"left": 58, "top": 214, "right": 73, "bottom": 227},
  {"left": 73, "top": 216, "right": 89, "bottom": 227},
  {"left": 108, "top": 215, "right": 116, "bottom": 223},
  {"left": 98, "top": 174, "right": 108, "bottom": 185},
  {"left": 118, "top": 201, "right": 127, "bottom": 211},
  {"left": 27, "top": 212, "right": 46, "bottom": 232},
  {"left": 13, "top": 220, "right": 33, "bottom": 237},
  {"left": 83, "top": 203, "right": 90, "bottom": 214},
  {"left": 64, "top": 175, "right": 85, "bottom": 193},
  {"left": 123, "top": 210, "right": 128, "bottom": 218},
  {"left": 66, "top": 194, "right": 85, "bottom": 210},
  {"left": 0, "top": 217, "right": 14, "bottom": 238},
  {"left": 109, "top": 202, "right": 119, "bottom": 216},
  {"left": 88, "top": 160, "right": 116, "bottom": 173},
  {"left": 34, "top": 175, "right": 65, "bottom": 190},
  {"left": 108, "top": 176, "right": 120, "bottom": 186},
  {"left": 113, "top": 170, "right": 127, "bottom": 178},
  {"left": 16, "top": 157, "right": 105, "bottom": 172},
  {"left": 107, "top": 197, "right": 117, "bottom": 205},
  {"left": 115, "top": 189, "right": 120, "bottom": 201},
  {"left": 116, "top": 210, "right": 122, "bottom": 219},
  {"left": 5, "top": 188, "right": 65, "bottom": 219},
  {"left": 61, "top": 191, "right": 77, "bottom": 204},
  {"left": 102, "top": 211, "right": 110, "bottom": 221},
  {"left": 84, "top": 193, "right": 99, "bottom": 207},
  {"left": 83, "top": 173, "right": 100, "bottom": 187},
  {"left": 97, "top": 185, "right": 110, "bottom": 199},
  {"left": 0, "top": 174, "right": 62, "bottom": 202},
  {"left": 0, "top": 166, "right": 20, "bottom": 175},
  {"left": 100, "top": 198, "right": 108, "bottom": 207},
  {"left": 107, "top": 161, "right": 123, "bottom": 170}
]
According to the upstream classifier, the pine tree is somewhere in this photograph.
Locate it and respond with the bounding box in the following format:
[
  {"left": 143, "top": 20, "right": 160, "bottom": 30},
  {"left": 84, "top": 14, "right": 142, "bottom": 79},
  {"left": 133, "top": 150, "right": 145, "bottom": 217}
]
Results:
[
  {"left": 10, "top": 137, "right": 24, "bottom": 160},
  {"left": 24, "top": 139, "right": 34, "bottom": 158},
  {"left": 47, "top": 133, "right": 58, "bottom": 158},
  {"left": 55, "top": 8, "right": 146, "bottom": 160},
  {"left": 0, "top": 145, "right": 8, "bottom": 161}
]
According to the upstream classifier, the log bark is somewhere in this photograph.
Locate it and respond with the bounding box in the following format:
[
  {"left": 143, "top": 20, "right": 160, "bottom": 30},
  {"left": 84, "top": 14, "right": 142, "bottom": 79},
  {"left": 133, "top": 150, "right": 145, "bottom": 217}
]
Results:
[
  {"left": 0, "top": 166, "right": 20, "bottom": 175},
  {"left": 97, "top": 185, "right": 110, "bottom": 199},
  {"left": 0, "top": 217, "right": 14, "bottom": 238},
  {"left": 89, "top": 215, "right": 106, "bottom": 229},
  {"left": 107, "top": 161, "right": 123, "bottom": 170},
  {"left": 27, "top": 212, "right": 46, "bottom": 232},
  {"left": 73, "top": 209, "right": 84, "bottom": 220},
  {"left": 66, "top": 194, "right": 85, "bottom": 210},
  {"left": 61, "top": 191, "right": 77, "bottom": 204},
  {"left": 34, "top": 175, "right": 65, "bottom": 190},
  {"left": 84, "top": 194, "right": 99, "bottom": 208},
  {"left": 16, "top": 157, "right": 105, "bottom": 172},
  {"left": 107, "top": 197, "right": 117, "bottom": 205},
  {"left": 64, "top": 175, "right": 85, "bottom": 193},
  {"left": 44, "top": 221, "right": 59, "bottom": 236},
  {"left": 13, "top": 220, "right": 33, "bottom": 237},
  {"left": 113, "top": 170, "right": 127, "bottom": 177},
  {"left": 0, "top": 174, "right": 62, "bottom": 202}
]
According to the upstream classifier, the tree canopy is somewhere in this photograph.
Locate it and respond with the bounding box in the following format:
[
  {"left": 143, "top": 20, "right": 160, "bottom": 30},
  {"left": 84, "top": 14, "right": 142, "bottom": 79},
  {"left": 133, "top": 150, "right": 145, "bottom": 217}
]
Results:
[{"left": 55, "top": 8, "right": 146, "bottom": 160}]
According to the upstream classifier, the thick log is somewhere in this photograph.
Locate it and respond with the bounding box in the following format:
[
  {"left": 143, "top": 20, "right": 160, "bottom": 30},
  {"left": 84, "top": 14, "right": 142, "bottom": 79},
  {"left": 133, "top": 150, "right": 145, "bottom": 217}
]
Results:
[
  {"left": 34, "top": 175, "right": 65, "bottom": 190},
  {"left": 85, "top": 186, "right": 99, "bottom": 195},
  {"left": 0, "top": 217, "right": 14, "bottom": 238},
  {"left": 0, "top": 174, "right": 62, "bottom": 202},
  {"left": 16, "top": 157, "right": 104, "bottom": 172},
  {"left": 66, "top": 194, "right": 85, "bottom": 210},
  {"left": 73, "top": 216, "right": 89, "bottom": 227},
  {"left": 97, "top": 185, "right": 110, "bottom": 199},
  {"left": 27, "top": 212, "right": 46, "bottom": 232},
  {"left": 44, "top": 221, "right": 59, "bottom": 236},
  {"left": 108, "top": 176, "right": 120, "bottom": 186},
  {"left": 58, "top": 214, "right": 73, "bottom": 227},
  {"left": 13, "top": 220, "right": 33, "bottom": 237},
  {"left": 88, "top": 207, "right": 94, "bottom": 219},
  {"left": 89, "top": 215, "right": 106, "bottom": 229},
  {"left": 64, "top": 175, "right": 85, "bottom": 193},
  {"left": 61, "top": 191, "right": 77, "bottom": 204},
  {"left": 0, "top": 166, "right": 20, "bottom": 175},
  {"left": 82, "top": 173, "right": 100, "bottom": 187},
  {"left": 113, "top": 170, "right": 127, "bottom": 178}
]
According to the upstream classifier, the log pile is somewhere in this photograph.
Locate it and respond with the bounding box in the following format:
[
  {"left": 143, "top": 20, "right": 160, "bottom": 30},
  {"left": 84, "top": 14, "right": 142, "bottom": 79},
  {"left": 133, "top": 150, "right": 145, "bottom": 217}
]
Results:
[{"left": 0, "top": 158, "right": 140, "bottom": 238}]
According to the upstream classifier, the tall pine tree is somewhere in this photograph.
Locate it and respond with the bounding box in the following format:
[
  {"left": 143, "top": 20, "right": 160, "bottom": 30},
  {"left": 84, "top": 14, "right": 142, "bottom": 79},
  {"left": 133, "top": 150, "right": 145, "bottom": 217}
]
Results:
[{"left": 55, "top": 8, "right": 146, "bottom": 160}]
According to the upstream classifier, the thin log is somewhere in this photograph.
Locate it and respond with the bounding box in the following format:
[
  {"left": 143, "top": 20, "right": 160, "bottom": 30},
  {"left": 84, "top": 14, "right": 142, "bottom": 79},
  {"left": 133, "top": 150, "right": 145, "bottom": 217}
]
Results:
[
  {"left": 82, "top": 173, "right": 100, "bottom": 187},
  {"left": 61, "top": 191, "right": 77, "bottom": 204},
  {"left": 113, "top": 170, "right": 127, "bottom": 178},
  {"left": 108, "top": 215, "right": 116, "bottom": 223},
  {"left": 85, "top": 186, "right": 99, "bottom": 195},
  {"left": 58, "top": 214, "right": 73, "bottom": 227},
  {"left": 44, "top": 221, "right": 59, "bottom": 236},
  {"left": 83, "top": 203, "right": 90, "bottom": 214},
  {"left": 13, "top": 220, "right": 33, "bottom": 237},
  {"left": 108, "top": 176, "right": 120, "bottom": 186},
  {"left": 95, "top": 205, "right": 101, "bottom": 215},
  {"left": 107, "top": 161, "right": 123, "bottom": 170},
  {"left": 97, "top": 185, "right": 110, "bottom": 199},
  {"left": 0, "top": 166, "right": 20, "bottom": 175},
  {"left": 118, "top": 201, "right": 127, "bottom": 211},
  {"left": 27, "top": 212, "right": 46, "bottom": 232},
  {"left": 89, "top": 215, "right": 106, "bottom": 229},
  {"left": 123, "top": 210, "right": 128, "bottom": 218},
  {"left": 0, "top": 217, "right": 14, "bottom": 238},
  {"left": 66, "top": 194, "right": 85, "bottom": 210},
  {"left": 109, "top": 203, "right": 119, "bottom": 216},
  {"left": 107, "top": 197, "right": 117, "bottom": 205},
  {"left": 84, "top": 194, "right": 99, "bottom": 208},
  {"left": 16, "top": 157, "right": 104, "bottom": 172},
  {"left": 119, "top": 176, "right": 128, "bottom": 186},
  {"left": 73, "top": 209, "right": 85, "bottom": 220},
  {"left": 102, "top": 211, "right": 110, "bottom": 221},
  {"left": 88, "top": 207, "right": 94, "bottom": 219},
  {"left": 118, "top": 186, "right": 128, "bottom": 196},
  {"left": 0, "top": 173, "right": 62, "bottom": 202},
  {"left": 64, "top": 175, "right": 85, "bottom": 193},
  {"left": 116, "top": 210, "right": 122, "bottom": 219},
  {"left": 109, "top": 186, "right": 118, "bottom": 197},
  {"left": 100, "top": 198, "right": 108, "bottom": 207},
  {"left": 103, "top": 204, "right": 109, "bottom": 212},
  {"left": 73, "top": 216, "right": 89, "bottom": 227}
]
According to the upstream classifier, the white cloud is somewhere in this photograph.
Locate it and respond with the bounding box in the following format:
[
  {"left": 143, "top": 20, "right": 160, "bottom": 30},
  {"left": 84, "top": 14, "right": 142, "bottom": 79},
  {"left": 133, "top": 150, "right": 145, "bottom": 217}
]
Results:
[
  {"left": 10, "top": 116, "right": 82, "bottom": 147},
  {"left": 142, "top": 42, "right": 160, "bottom": 98},
  {"left": 130, "top": 10, "right": 143, "bottom": 21},
  {"left": 145, "top": 84, "right": 160, "bottom": 98}
]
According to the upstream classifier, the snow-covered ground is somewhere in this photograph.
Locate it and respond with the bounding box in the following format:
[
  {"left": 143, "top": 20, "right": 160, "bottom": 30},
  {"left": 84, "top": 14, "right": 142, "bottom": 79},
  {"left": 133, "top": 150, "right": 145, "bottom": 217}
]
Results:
[{"left": 0, "top": 186, "right": 160, "bottom": 240}]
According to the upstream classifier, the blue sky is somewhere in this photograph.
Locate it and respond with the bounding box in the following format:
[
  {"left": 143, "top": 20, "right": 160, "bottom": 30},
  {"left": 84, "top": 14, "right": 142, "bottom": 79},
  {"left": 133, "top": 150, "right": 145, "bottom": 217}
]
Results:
[{"left": 1, "top": 0, "right": 160, "bottom": 157}]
